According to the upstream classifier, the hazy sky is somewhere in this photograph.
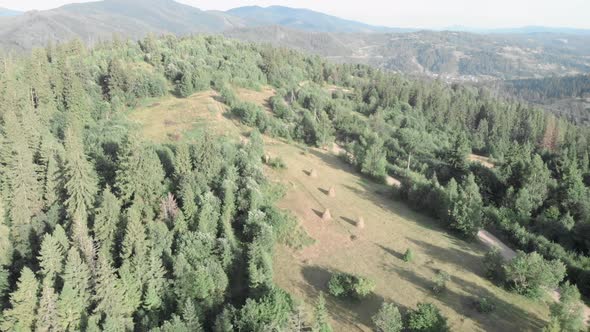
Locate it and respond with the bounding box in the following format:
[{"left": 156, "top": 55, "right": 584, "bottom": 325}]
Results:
[{"left": 1, "top": 0, "right": 588, "bottom": 29}]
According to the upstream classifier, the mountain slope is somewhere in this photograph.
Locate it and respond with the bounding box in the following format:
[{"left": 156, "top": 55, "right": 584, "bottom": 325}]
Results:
[
  {"left": 0, "top": 0, "right": 246, "bottom": 51},
  {"left": 227, "top": 5, "right": 410, "bottom": 33}
]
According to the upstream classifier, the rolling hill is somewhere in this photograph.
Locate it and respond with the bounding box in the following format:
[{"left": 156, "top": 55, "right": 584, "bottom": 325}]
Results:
[
  {"left": 0, "top": 0, "right": 247, "bottom": 50},
  {"left": 226, "top": 5, "right": 410, "bottom": 33}
]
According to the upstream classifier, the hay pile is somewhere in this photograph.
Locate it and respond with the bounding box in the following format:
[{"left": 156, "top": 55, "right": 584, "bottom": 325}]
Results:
[
  {"left": 321, "top": 208, "right": 332, "bottom": 221},
  {"left": 356, "top": 217, "right": 365, "bottom": 229},
  {"left": 328, "top": 187, "right": 336, "bottom": 198}
]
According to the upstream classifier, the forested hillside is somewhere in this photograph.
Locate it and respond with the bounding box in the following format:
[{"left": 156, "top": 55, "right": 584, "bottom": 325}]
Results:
[
  {"left": 490, "top": 74, "right": 590, "bottom": 125},
  {"left": 225, "top": 27, "right": 590, "bottom": 80},
  {"left": 1, "top": 34, "right": 589, "bottom": 330},
  {"left": 1, "top": 1, "right": 589, "bottom": 82}
]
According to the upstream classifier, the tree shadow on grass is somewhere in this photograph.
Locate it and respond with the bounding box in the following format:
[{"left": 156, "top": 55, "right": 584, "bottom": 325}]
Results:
[
  {"left": 301, "top": 265, "right": 407, "bottom": 330},
  {"left": 308, "top": 148, "right": 357, "bottom": 174},
  {"left": 341, "top": 216, "right": 358, "bottom": 227},
  {"left": 407, "top": 238, "right": 485, "bottom": 278},
  {"left": 375, "top": 243, "right": 406, "bottom": 261},
  {"left": 389, "top": 265, "right": 547, "bottom": 331},
  {"left": 312, "top": 209, "right": 324, "bottom": 218},
  {"left": 318, "top": 187, "right": 330, "bottom": 196}
]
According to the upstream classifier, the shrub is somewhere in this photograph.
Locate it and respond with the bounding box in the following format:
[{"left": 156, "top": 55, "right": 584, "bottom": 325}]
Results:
[
  {"left": 372, "top": 302, "right": 403, "bottom": 332},
  {"left": 432, "top": 271, "right": 450, "bottom": 294},
  {"left": 407, "top": 303, "right": 449, "bottom": 332},
  {"left": 267, "top": 157, "right": 287, "bottom": 170},
  {"left": 328, "top": 272, "right": 375, "bottom": 300},
  {"left": 503, "top": 251, "right": 566, "bottom": 298},
  {"left": 403, "top": 249, "right": 414, "bottom": 262},
  {"left": 475, "top": 297, "right": 496, "bottom": 313},
  {"left": 483, "top": 247, "right": 504, "bottom": 281}
]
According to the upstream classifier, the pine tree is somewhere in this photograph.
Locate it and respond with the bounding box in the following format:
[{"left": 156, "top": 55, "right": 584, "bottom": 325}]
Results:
[
  {"left": 448, "top": 174, "right": 483, "bottom": 238},
  {"left": 372, "top": 302, "right": 403, "bottom": 332},
  {"left": 549, "top": 282, "right": 584, "bottom": 332},
  {"left": 63, "top": 125, "right": 98, "bottom": 267},
  {"left": 143, "top": 250, "right": 166, "bottom": 311},
  {"left": 38, "top": 232, "right": 66, "bottom": 282},
  {"left": 220, "top": 166, "right": 238, "bottom": 248},
  {"left": 40, "top": 141, "right": 63, "bottom": 210},
  {"left": 0, "top": 267, "right": 39, "bottom": 331},
  {"left": 120, "top": 205, "right": 150, "bottom": 299},
  {"left": 63, "top": 125, "right": 98, "bottom": 223},
  {"left": 36, "top": 280, "right": 59, "bottom": 332},
  {"left": 197, "top": 191, "right": 221, "bottom": 235},
  {"left": 116, "top": 135, "right": 165, "bottom": 213},
  {"left": 61, "top": 63, "right": 91, "bottom": 124},
  {"left": 174, "top": 143, "right": 193, "bottom": 178},
  {"left": 93, "top": 251, "right": 134, "bottom": 331},
  {"left": 1, "top": 109, "right": 43, "bottom": 258},
  {"left": 182, "top": 300, "right": 203, "bottom": 331},
  {"left": 58, "top": 248, "right": 91, "bottom": 330},
  {"left": 93, "top": 186, "right": 121, "bottom": 256},
  {"left": 312, "top": 292, "right": 332, "bottom": 332},
  {"left": 360, "top": 133, "right": 387, "bottom": 179},
  {"left": 0, "top": 196, "right": 12, "bottom": 267},
  {"left": 0, "top": 267, "right": 8, "bottom": 307}
]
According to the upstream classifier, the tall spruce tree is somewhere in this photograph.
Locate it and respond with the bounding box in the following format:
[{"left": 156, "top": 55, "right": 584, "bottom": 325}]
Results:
[
  {"left": 0, "top": 267, "right": 39, "bottom": 331},
  {"left": 57, "top": 248, "right": 91, "bottom": 330},
  {"left": 93, "top": 186, "right": 121, "bottom": 257},
  {"left": 1, "top": 110, "right": 43, "bottom": 259}
]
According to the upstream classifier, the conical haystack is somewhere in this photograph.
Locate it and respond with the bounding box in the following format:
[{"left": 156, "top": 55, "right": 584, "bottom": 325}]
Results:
[
  {"left": 356, "top": 217, "right": 365, "bottom": 229},
  {"left": 321, "top": 208, "right": 332, "bottom": 221},
  {"left": 328, "top": 187, "right": 336, "bottom": 198},
  {"left": 263, "top": 154, "right": 271, "bottom": 164},
  {"left": 310, "top": 169, "right": 318, "bottom": 178}
]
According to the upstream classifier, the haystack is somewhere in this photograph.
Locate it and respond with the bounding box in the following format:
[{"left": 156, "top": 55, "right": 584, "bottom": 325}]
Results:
[
  {"left": 328, "top": 187, "right": 336, "bottom": 198},
  {"left": 263, "top": 154, "right": 271, "bottom": 164},
  {"left": 356, "top": 217, "right": 365, "bottom": 229},
  {"left": 321, "top": 208, "right": 332, "bottom": 221},
  {"left": 310, "top": 169, "right": 318, "bottom": 178}
]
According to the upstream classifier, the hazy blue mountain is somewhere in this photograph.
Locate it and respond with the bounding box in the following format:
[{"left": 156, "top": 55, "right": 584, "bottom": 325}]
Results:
[
  {"left": 0, "top": 7, "right": 22, "bottom": 16},
  {"left": 227, "top": 5, "right": 413, "bottom": 33}
]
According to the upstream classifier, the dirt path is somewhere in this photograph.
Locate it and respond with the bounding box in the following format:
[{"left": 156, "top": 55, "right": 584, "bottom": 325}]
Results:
[{"left": 477, "top": 230, "right": 590, "bottom": 325}]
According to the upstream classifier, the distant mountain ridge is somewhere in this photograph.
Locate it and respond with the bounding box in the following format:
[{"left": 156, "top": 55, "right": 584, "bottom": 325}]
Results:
[
  {"left": 226, "top": 5, "right": 413, "bottom": 33},
  {"left": 0, "top": 0, "right": 247, "bottom": 50},
  {"left": 0, "top": 0, "right": 589, "bottom": 81}
]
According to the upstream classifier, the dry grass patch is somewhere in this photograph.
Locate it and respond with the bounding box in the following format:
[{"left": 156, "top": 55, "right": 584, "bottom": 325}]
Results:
[
  {"left": 235, "top": 86, "right": 276, "bottom": 113},
  {"left": 469, "top": 154, "right": 495, "bottom": 169},
  {"left": 265, "top": 141, "right": 549, "bottom": 332},
  {"left": 128, "top": 90, "right": 242, "bottom": 142}
]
